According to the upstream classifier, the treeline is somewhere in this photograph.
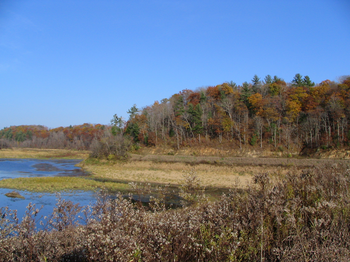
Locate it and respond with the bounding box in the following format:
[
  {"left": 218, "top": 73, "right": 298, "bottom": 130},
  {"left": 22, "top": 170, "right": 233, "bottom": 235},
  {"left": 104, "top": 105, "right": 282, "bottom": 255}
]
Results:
[
  {"left": 2, "top": 74, "right": 350, "bottom": 155},
  {"left": 123, "top": 74, "right": 350, "bottom": 152},
  {"left": 0, "top": 124, "right": 106, "bottom": 150}
]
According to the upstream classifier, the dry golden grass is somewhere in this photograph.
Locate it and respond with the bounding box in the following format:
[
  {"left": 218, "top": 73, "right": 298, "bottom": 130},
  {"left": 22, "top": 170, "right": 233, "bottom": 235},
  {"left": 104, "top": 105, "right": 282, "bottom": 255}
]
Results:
[
  {"left": 80, "top": 160, "right": 289, "bottom": 188},
  {"left": 0, "top": 148, "right": 89, "bottom": 159},
  {"left": 0, "top": 176, "right": 130, "bottom": 193}
]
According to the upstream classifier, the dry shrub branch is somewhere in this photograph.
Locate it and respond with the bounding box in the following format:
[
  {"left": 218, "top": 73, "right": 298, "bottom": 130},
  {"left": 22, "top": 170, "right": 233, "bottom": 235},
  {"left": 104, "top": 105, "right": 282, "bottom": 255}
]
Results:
[{"left": 0, "top": 164, "right": 350, "bottom": 261}]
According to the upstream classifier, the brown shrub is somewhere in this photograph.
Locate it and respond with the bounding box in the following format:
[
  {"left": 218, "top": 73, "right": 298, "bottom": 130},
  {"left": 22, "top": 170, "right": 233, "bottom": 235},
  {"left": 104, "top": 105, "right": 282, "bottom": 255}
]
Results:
[
  {"left": 0, "top": 139, "right": 12, "bottom": 149},
  {"left": 0, "top": 164, "right": 349, "bottom": 261}
]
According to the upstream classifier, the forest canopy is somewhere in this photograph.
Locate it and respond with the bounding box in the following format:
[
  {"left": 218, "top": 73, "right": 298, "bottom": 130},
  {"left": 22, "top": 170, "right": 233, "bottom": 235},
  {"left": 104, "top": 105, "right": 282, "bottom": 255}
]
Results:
[{"left": 123, "top": 74, "right": 350, "bottom": 151}]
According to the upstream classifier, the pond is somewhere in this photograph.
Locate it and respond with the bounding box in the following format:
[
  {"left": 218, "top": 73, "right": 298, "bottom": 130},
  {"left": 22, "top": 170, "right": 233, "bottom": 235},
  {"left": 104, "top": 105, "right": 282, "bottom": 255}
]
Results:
[{"left": 0, "top": 159, "right": 97, "bottom": 230}]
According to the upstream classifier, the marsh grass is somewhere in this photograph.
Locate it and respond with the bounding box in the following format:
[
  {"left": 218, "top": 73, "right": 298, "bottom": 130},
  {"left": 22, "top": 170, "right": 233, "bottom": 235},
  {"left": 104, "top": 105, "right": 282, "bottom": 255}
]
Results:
[
  {"left": 0, "top": 177, "right": 130, "bottom": 193},
  {"left": 0, "top": 148, "right": 89, "bottom": 159},
  {"left": 80, "top": 159, "right": 289, "bottom": 189},
  {"left": 81, "top": 153, "right": 350, "bottom": 190}
]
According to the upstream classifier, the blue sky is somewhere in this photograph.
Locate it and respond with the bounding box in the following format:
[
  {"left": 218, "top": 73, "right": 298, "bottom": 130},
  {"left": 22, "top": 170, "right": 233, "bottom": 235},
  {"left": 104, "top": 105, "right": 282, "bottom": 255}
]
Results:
[{"left": 1, "top": 0, "right": 349, "bottom": 129}]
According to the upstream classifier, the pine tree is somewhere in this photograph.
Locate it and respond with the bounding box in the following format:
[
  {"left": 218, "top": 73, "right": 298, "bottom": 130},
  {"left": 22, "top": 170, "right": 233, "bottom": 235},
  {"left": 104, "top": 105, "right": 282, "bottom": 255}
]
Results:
[
  {"left": 273, "top": 75, "right": 282, "bottom": 83},
  {"left": 303, "top": 75, "right": 315, "bottom": 87},
  {"left": 188, "top": 104, "right": 203, "bottom": 135},
  {"left": 241, "top": 82, "right": 252, "bottom": 104},
  {"left": 127, "top": 104, "right": 139, "bottom": 120},
  {"left": 252, "top": 74, "right": 261, "bottom": 93},
  {"left": 264, "top": 75, "right": 272, "bottom": 84},
  {"left": 292, "top": 73, "right": 304, "bottom": 86}
]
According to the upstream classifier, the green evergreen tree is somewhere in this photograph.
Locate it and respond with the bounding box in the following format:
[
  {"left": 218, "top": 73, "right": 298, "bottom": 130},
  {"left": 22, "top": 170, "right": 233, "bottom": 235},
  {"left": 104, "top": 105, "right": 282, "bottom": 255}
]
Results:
[
  {"left": 174, "top": 95, "right": 185, "bottom": 117},
  {"left": 187, "top": 104, "right": 203, "bottom": 135},
  {"left": 264, "top": 75, "right": 272, "bottom": 84},
  {"left": 303, "top": 75, "right": 315, "bottom": 87},
  {"left": 110, "top": 114, "right": 124, "bottom": 135},
  {"left": 15, "top": 131, "right": 26, "bottom": 142},
  {"left": 273, "top": 75, "right": 282, "bottom": 83},
  {"left": 4, "top": 129, "right": 13, "bottom": 140},
  {"left": 229, "top": 81, "right": 237, "bottom": 90},
  {"left": 240, "top": 82, "right": 252, "bottom": 105},
  {"left": 252, "top": 74, "right": 261, "bottom": 93},
  {"left": 219, "top": 88, "right": 226, "bottom": 100},
  {"left": 292, "top": 73, "right": 304, "bottom": 86},
  {"left": 200, "top": 91, "right": 206, "bottom": 103},
  {"left": 125, "top": 122, "right": 140, "bottom": 142},
  {"left": 127, "top": 104, "right": 139, "bottom": 120}
]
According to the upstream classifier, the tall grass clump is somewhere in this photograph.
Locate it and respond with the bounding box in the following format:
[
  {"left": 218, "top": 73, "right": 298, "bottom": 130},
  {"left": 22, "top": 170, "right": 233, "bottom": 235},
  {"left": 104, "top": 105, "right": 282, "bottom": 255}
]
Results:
[{"left": 0, "top": 164, "right": 349, "bottom": 261}]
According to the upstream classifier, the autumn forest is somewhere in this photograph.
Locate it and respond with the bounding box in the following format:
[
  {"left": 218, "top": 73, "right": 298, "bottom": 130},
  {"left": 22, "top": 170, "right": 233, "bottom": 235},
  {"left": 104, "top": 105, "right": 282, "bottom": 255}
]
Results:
[{"left": 1, "top": 74, "right": 350, "bottom": 156}]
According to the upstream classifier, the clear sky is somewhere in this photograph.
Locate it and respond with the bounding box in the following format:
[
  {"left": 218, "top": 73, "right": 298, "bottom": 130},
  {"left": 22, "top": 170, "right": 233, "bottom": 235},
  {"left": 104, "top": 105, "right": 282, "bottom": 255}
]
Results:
[{"left": 1, "top": 0, "right": 349, "bottom": 129}]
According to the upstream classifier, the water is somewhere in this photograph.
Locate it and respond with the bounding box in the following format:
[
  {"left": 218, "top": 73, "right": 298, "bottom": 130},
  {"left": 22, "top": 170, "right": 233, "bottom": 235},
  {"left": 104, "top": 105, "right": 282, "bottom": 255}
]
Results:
[
  {"left": 0, "top": 159, "right": 97, "bottom": 230},
  {"left": 0, "top": 158, "right": 87, "bottom": 179}
]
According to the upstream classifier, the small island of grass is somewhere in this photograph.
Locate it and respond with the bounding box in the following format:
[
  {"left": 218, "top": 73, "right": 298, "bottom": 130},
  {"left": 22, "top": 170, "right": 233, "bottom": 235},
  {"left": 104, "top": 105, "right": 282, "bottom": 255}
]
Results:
[{"left": 0, "top": 176, "right": 130, "bottom": 193}]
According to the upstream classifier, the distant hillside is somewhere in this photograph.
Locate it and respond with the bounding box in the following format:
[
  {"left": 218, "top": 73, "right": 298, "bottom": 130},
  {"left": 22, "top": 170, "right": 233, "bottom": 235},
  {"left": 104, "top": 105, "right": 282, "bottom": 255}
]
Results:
[{"left": 0, "top": 124, "right": 106, "bottom": 150}]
